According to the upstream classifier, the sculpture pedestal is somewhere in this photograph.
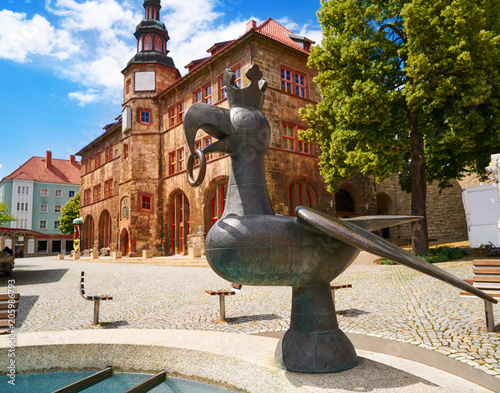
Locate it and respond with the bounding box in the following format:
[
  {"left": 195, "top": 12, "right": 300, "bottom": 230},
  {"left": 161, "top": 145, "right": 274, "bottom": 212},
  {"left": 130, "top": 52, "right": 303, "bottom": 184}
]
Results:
[{"left": 275, "top": 283, "right": 358, "bottom": 373}]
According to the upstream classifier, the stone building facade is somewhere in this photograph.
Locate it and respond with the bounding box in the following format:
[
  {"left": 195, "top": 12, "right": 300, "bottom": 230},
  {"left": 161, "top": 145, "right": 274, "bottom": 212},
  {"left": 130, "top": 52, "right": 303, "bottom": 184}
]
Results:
[
  {"left": 76, "top": 1, "right": 378, "bottom": 256},
  {"left": 76, "top": 0, "right": 491, "bottom": 256}
]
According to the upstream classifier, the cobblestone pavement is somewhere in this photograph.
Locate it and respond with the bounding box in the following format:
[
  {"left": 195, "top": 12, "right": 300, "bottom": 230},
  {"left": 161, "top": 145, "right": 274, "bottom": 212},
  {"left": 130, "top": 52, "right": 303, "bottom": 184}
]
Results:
[{"left": 1, "top": 252, "right": 499, "bottom": 382}]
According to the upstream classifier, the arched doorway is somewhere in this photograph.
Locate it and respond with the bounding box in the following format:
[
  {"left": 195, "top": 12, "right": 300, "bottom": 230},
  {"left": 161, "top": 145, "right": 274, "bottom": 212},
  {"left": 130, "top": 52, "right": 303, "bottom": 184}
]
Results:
[
  {"left": 335, "top": 189, "right": 356, "bottom": 218},
  {"left": 288, "top": 181, "right": 315, "bottom": 216},
  {"left": 82, "top": 215, "right": 94, "bottom": 251},
  {"left": 120, "top": 228, "right": 129, "bottom": 256},
  {"left": 170, "top": 192, "right": 189, "bottom": 255},
  {"left": 99, "top": 210, "right": 112, "bottom": 249},
  {"left": 377, "top": 193, "right": 394, "bottom": 238}
]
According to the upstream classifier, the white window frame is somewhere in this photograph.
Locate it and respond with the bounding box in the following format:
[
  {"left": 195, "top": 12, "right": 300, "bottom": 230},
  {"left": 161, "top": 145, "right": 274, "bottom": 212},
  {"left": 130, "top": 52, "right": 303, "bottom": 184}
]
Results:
[
  {"left": 40, "top": 204, "right": 48, "bottom": 213},
  {"left": 53, "top": 221, "right": 60, "bottom": 230},
  {"left": 69, "top": 190, "right": 75, "bottom": 198},
  {"left": 41, "top": 188, "right": 48, "bottom": 197},
  {"left": 55, "top": 189, "right": 62, "bottom": 198},
  {"left": 54, "top": 205, "right": 62, "bottom": 213},
  {"left": 39, "top": 220, "right": 47, "bottom": 230}
]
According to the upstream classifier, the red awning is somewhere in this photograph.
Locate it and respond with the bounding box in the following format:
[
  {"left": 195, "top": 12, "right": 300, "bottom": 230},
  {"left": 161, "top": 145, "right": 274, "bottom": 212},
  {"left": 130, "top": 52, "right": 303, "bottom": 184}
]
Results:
[{"left": 0, "top": 226, "right": 45, "bottom": 237}]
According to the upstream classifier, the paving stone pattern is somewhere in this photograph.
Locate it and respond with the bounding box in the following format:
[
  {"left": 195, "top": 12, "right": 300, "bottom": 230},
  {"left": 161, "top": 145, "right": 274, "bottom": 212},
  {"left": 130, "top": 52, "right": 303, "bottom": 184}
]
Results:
[{"left": 2, "top": 253, "right": 499, "bottom": 380}]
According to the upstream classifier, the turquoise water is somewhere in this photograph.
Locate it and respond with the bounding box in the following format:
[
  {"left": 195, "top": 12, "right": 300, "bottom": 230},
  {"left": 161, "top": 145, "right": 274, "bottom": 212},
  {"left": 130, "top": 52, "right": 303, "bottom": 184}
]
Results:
[{"left": 0, "top": 372, "right": 237, "bottom": 392}]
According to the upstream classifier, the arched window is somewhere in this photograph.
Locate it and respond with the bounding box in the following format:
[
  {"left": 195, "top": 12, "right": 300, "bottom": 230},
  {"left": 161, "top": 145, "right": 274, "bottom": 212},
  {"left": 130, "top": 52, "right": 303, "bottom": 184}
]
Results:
[
  {"left": 288, "top": 181, "right": 314, "bottom": 216},
  {"left": 210, "top": 182, "right": 227, "bottom": 227},
  {"left": 171, "top": 192, "right": 189, "bottom": 254},
  {"left": 138, "top": 38, "right": 142, "bottom": 52},
  {"left": 148, "top": 7, "right": 152, "bottom": 19},
  {"left": 154, "top": 36, "right": 162, "bottom": 52},
  {"left": 153, "top": 7, "right": 157, "bottom": 19},
  {"left": 335, "top": 189, "right": 356, "bottom": 218},
  {"left": 144, "top": 34, "right": 152, "bottom": 51}
]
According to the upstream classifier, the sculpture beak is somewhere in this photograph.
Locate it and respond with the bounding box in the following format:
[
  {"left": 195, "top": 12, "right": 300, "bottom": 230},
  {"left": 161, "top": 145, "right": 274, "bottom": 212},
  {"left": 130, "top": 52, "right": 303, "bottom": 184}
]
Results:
[{"left": 184, "top": 103, "right": 232, "bottom": 155}]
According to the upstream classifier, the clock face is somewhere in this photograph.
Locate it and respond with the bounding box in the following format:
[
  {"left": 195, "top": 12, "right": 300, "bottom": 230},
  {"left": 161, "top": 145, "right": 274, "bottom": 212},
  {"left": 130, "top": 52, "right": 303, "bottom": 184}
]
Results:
[{"left": 135, "top": 71, "right": 156, "bottom": 91}]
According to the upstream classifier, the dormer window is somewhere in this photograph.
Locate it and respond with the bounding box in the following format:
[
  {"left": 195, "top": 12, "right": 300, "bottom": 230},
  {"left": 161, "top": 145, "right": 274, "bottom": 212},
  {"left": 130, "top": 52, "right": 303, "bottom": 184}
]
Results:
[
  {"left": 154, "top": 36, "right": 162, "bottom": 52},
  {"left": 144, "top": 34, "right": 152, "bottom": 50}
]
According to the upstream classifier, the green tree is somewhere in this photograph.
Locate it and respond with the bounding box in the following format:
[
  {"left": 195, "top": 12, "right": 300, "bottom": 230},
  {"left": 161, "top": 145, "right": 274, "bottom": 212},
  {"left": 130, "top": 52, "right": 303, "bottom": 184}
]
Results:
[
  {"left": 0, "top": 202, "right": 16, "bottom": 226},
  {"left": 59, "top": 192, "right": 80, "bottom": 235},
  {"left": 301, "top": 0, "right": 500, "bottom": 254}
]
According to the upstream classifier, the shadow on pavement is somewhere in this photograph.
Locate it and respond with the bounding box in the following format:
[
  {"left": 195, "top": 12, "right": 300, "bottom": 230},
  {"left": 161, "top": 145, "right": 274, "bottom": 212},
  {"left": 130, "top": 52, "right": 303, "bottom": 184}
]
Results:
[
  {"left": 226, "top": 313, "right": 281, "bottom": 324},
  {"left": 337, "top": 308, "right": 371, "bottom": 317},
  {"left": 15, "top": 295, "right": 38, "bottom": 329},
  {"left": 1, "top": 269, "right": 69, "bottom": 286},
  {"left": 286, "top": 356, "right": 439, "bottom": 391},
  {"left": 100, "top": 320, "right": 130, "bottom": 329}
]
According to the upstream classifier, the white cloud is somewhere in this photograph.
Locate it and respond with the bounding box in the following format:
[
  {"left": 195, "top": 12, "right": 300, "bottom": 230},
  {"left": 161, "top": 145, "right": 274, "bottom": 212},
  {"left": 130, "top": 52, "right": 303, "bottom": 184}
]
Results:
[
  {"left": 48, "top": 0, "right": 137, "bottom": 35},
  {"left": 68, "top": 89, "right": 100, "bottom": 106},
  {"left": 1, "top": 0, "right": 322, "bottom": 106},
  {"left": 0, "top": 10, "right": 79, "bottom": 62}
]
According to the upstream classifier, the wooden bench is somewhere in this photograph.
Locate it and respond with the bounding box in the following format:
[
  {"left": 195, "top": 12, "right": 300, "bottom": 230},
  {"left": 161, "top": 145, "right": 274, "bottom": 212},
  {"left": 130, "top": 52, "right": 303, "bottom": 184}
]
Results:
[
  {"left": 0, "top": 293, "right": 19, "bottom": 334},
  {"left": 80, "top": 272, "right": 113, "bottom": 325},
  {"left": 205, "top": 283, "right": 242, "bottom": 321},
  {"left": 330, "top": 283, "right": 352, "bottom": 304},
  {"left": 460, "top": 259, "right": 500, "bottom": 332}
]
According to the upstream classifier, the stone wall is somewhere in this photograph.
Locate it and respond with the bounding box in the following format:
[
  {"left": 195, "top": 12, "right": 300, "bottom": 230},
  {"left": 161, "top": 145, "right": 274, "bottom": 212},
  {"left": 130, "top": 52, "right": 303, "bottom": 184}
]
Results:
[{"left": 376, "top": 173, "right": 493, "bottom": 243}]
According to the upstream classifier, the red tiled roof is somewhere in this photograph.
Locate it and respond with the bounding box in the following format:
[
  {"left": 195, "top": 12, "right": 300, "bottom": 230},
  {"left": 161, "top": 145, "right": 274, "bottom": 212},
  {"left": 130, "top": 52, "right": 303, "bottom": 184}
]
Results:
[
  {"left": 183, "top": 18, "right": 312, "bottom": 73},
  {"left": 254, "top": 18, "right": 312, "bottom": 55},
  {"left": 4, "top": 156, "right": 81, "bottom": 185}
]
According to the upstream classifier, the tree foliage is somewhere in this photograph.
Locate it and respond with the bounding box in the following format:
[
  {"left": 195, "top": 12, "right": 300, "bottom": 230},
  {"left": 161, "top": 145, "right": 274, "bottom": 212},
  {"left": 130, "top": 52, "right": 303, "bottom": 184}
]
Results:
[
  {"left": 59, "top": 192, "right": 80, "bottom": 235},
  {"left": 301, "top": 0, "right": 500, "bottom": 253},
  {"left": 0, "top": 202, "right": 16, "bottom": 226}
]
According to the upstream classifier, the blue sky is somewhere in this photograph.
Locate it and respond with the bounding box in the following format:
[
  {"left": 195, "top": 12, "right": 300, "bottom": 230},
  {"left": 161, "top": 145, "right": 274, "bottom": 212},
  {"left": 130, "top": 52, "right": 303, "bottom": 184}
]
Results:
[{"left": 0, "top": 0, "right": 322, "bottom": 180}]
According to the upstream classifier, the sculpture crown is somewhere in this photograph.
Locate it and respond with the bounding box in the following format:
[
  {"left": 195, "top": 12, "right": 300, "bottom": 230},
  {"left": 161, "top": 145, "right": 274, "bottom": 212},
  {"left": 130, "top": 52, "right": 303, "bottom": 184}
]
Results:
[{"left": 224, "top": 64, "right": 268, "bottom": 110}]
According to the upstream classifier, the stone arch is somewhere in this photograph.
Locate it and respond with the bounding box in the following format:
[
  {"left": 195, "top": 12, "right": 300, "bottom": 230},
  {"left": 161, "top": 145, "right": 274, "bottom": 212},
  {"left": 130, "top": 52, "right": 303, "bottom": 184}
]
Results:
[
  {"left": 168, "top": 190, "right": 190, "bottom": 255},
  {"left": 98, "top": 210, "right": 112, "bottom": 249},
  {"left": 120, "top": 228, "right": 130, "bottom": 256},
  {"left": 335, "top": 181, "right": 364, "bottom": 218},
  {"left": 82, "top": 215, "right": 94, "bottom": 251}
]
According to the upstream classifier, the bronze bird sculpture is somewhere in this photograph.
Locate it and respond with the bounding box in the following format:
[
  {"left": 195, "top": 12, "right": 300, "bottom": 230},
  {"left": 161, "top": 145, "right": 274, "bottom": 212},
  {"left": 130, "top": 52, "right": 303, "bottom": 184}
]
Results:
[{"left": 184, "top": 65, "right": 496, "bottom": 373}]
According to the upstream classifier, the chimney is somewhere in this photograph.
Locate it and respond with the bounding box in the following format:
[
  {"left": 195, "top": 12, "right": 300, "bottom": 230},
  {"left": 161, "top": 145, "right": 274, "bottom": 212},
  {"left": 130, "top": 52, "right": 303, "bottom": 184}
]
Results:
[
  {"left": 45, "top": 150, "right": 52, "bottom": 169},
  {"left": 246, "top": 20, "right": 257, "bottom": 32},
  {"left": 70, "top": 155, "right": 76, "bottom": 165}
]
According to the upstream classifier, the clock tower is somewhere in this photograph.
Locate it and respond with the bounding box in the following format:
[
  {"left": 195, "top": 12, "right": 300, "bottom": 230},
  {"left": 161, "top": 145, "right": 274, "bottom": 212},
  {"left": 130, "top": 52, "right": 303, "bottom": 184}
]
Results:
[{"left": 122, "top": 0, "right": 180, "bottom": 130}]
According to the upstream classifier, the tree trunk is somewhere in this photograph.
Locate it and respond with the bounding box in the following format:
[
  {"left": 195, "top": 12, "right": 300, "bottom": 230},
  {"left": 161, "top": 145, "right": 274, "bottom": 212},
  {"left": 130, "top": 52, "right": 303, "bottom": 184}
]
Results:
[{"left": 409, "top": 110, "right": 429, "bottom": 255}]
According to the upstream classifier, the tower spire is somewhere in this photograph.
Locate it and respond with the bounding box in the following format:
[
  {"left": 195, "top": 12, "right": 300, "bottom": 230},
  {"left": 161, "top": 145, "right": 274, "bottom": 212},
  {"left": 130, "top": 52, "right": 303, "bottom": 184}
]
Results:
[
  {"left": 143, "top": 0, "right": 161, "bottom": 21},
  {"left": 126, "top": 0, "right": 175, "bottom": 68}
]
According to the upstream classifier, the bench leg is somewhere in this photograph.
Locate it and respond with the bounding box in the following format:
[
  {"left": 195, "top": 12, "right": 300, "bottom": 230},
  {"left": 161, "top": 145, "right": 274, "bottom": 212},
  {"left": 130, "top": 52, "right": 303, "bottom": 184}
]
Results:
[
  {"left": 218, "top": 294, "right": 226, "bottom": 321},
  {"left": 93, "top": 300, "right": 101, "bottom": 325},
  {"left": 485, "top": 300, "right": 495, "bottom": 332}
]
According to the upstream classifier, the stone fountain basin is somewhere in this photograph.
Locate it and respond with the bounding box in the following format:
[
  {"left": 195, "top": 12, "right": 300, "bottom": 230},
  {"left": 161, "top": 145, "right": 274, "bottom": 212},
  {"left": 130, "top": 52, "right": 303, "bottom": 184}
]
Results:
[{"left": 0, "top": 329, "right": 495, "bottom": 392}]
